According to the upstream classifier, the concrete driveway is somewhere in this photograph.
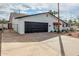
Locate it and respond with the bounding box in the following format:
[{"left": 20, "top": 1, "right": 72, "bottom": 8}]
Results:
[{"left": 1, "top": 30, "right": 79, "bottom": 56}]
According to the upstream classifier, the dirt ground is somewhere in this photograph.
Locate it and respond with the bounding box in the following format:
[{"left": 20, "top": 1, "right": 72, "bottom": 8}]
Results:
[
  {"left": 1, "top": 30, "right": 79, "bottom": 56},
  {"left": 66, "top": 31, "right": 79, "bottom": 38},
  {"left": 2, "top": 30, "right": 59, "bottom": 42}
]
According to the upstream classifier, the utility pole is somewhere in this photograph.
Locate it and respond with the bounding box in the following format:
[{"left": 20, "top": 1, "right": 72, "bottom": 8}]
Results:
[
  {"left": 57, "top": 3, "right": 65, "bottom": 56},
  {"left": 58, "top": 3, "right": 60, "bottom": 33}
]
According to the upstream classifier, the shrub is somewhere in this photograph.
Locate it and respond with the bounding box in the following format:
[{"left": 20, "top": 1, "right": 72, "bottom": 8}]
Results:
[
  {"left": 50, "top": 30, "right": 53, "bottom": 32},
  {"left": 68, "top": 33, "right": 72, "bottom": 36},
  {"left": 54, "top": 30, "right": 56, "bottom": 32},
  {"left": 70, "top": 28, "right": 74, "bottom": 32}
]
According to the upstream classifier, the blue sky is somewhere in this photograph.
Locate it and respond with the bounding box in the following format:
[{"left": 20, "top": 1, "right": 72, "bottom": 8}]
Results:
[{"left": 0, "top": 3, "right": 79, "bottom": 20}]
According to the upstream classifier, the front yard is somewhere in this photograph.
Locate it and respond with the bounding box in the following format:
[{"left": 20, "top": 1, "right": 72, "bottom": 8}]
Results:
[
  {"left": 1, "top": 30, "right": 79, "bottom": 56},
  {"left": 2, "top": 30, "right": 59, "bottom": 42}
]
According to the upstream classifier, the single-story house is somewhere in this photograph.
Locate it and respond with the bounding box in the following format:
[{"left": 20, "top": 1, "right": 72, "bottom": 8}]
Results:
[
  {"left": 0, "top": 23, "right": 8, "bottom": 30},
  {"left": 9, "top": 12, "right": 70, "bottom": 34}
]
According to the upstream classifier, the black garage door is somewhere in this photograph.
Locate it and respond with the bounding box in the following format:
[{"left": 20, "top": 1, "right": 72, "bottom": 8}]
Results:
[{"left": 25, "top": 22, "right": 48, "bottom": 33}]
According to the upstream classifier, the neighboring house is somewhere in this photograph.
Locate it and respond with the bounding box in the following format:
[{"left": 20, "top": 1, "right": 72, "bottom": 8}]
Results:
[
  {"left": 8, "top": 12, "right": 27, "bottom": 29},
  {"left": 9, "top": 12, "right": 70, "bottom": 34},
  {"left": 70, "top": 25, "right": 78, "bottom": 31},
  {"left": 3, "top": 24, "right": 8, "bottom": 29},
  {"left": 61, "top": 20, "right": 70, "bottom": 31},
  {"left": 0, "top": 23, "right": 8, "bottom": 30}
]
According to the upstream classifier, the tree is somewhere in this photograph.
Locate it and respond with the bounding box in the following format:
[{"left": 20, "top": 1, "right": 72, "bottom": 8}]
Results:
[
  {"left": 0, "top": 19, "right": 8, "bottom": 24},
  {"left": 76, "top": 18, "right": 79, "bottom": 28},
  {"left": 68, "top": 19, "right": 73, "bottom": 25},
  {"left": 0, "top": 20, "right": 2, "bottom": 23},
  {"left": 64, "top": 20, "right": 68, "bottom": 23},
  {"left": 73, "top": 19, "right": 77, "bottom": 25},
  {"left": 49, "top": 10, "right": 58, "bottom": 15}
]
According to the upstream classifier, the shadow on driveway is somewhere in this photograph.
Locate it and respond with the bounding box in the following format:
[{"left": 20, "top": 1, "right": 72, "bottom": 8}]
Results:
[{"left": 58, "top": 34, "right": 65, "bottom": 56}]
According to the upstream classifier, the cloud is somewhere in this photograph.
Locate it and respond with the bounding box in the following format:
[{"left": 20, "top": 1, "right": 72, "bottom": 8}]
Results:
[
  {"left": 0, "top": 3, "right": 79, "bottom": 20},
  {"left": 28, "top": 3, "right": 57, "bottom": 11},
  {"left": 0, "top": 3, "right": 30, "bottom": 19},
  {"left": 0, "top": 3, "right": 57, "bottom": 19}
]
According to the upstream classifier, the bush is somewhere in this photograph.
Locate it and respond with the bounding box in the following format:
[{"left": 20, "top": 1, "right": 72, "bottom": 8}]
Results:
[
  {"left": 62, "top": 30, "right": 64, "bottom": 32},
  {"left": 70, "top": 28, "right": 74, "bottom": 32},
  {"left": 50, "top": 30, "right": 53, "bottom": 32},
  {"left": 68, "top": 33, "right": 72, "bottom": 36},
  {"left": 54, "top": 30, "right": 56, "bottom": 32}
]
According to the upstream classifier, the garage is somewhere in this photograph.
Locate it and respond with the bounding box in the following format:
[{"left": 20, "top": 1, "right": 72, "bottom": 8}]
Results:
[
  {"left": 13, "top": 12, "right": 63, "bottom": 34},
  {"left": 25, "top": 22, "right": 48, "bottom": 33}
]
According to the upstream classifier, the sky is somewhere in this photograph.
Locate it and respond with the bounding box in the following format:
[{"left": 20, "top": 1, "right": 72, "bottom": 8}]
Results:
[{"left": 0, "top": 3, "right": 79, "bottom": 20}]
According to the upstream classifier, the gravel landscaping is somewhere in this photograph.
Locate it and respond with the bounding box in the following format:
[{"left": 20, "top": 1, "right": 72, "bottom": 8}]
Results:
[
  {"left": 2, "top": 30, "right": 59, "bottom": 42},
  {"left": 66, "top": 31, "right": 79, "bottom": 38}
]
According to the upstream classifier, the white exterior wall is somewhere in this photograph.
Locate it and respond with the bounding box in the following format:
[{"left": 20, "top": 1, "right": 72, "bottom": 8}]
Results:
[
  {"left": 3, "top": 24, "right": 8, "bottom": 29},
  {"left": 12, "top": 18, "right": 19, "bottom": 33},
  {"left": 57, "top": 21, "right": 63, "bottom": 31},
  {"left": 0, "top": 24, "right": 8, "bottom": 29},
  {"left": 61, "top": 22, "right": 70, "bottom": 31},
  {"left": 12, "top": 13, "right": 64, "bottom": 34}
]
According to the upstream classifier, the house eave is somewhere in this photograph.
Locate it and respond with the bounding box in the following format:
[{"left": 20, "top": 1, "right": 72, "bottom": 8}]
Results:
[{"left": 14, "top": 12, "right": 69, "bottom": 25}]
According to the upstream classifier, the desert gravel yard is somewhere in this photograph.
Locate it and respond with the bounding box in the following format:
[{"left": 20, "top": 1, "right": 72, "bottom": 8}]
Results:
[{"left": 1, "top": 30, "right": 79, "bottom": 56}]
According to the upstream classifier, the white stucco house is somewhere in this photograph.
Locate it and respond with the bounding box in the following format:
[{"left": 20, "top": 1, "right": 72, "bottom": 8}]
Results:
[{"left": 9, "top": 12, "right": 70, "bottom": 34}]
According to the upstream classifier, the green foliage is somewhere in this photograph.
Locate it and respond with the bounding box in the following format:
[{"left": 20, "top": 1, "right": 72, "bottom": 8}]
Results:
[
  {"left": 0, "top": 19, "right": 8, "bottom": 24},
  {"left": 68, "top": 18, "right": 79, "bottom": 28},
  {"left": 68, "top": 19, "right": 73, "bottom": 25},
  {"left": 49, "top": 10, "right": 58, "bottom": 15}
]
